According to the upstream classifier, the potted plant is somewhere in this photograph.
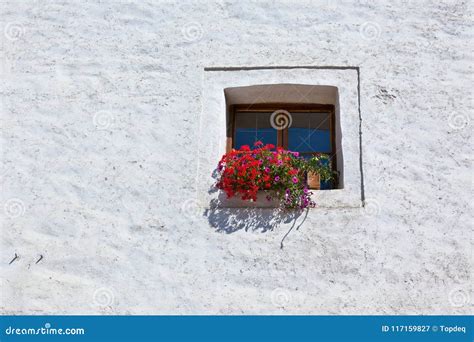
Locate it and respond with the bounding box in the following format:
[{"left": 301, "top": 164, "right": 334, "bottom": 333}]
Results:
[{"left": 214, "top": 141, "right": 334, "bottom": 209}]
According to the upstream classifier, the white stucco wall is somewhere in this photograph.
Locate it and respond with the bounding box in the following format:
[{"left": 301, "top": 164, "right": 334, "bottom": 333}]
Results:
[{"left": 1, "top": 0, "right": 472, "bottom": 314}]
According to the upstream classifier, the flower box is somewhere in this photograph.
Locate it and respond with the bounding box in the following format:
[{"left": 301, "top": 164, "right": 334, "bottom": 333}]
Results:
[{"left": 214, "top": 142, "right": 333, "bottom": 209}]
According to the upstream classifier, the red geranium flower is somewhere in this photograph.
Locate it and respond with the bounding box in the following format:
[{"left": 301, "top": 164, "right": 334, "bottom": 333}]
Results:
[{"left": 214, "top": 143, "right": 332, "bottom": 209}]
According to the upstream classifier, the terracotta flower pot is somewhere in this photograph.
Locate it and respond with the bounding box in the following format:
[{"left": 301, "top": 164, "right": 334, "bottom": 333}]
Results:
[{"left": 307, "top": 172, "right": 320, "bottom": 190}]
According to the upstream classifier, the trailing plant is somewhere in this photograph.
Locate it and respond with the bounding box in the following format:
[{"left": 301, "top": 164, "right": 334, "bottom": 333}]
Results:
[{"left": 215, "top": 141, "right": 334, "bottom": 209}]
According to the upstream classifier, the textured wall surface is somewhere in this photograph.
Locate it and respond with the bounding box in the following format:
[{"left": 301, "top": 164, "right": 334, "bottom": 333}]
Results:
[{"left": 1, "top": 0, "right": 472, "bottom": 314}]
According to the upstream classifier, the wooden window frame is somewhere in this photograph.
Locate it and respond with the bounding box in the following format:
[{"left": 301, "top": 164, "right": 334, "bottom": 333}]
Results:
[{"left": 228, "top": 103, "right": 338, "bottom": 189}]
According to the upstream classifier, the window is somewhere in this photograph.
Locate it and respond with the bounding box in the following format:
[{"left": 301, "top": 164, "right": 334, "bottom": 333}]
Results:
[{"left": 228, "top": 103, "right": 338, "bottom": 190}]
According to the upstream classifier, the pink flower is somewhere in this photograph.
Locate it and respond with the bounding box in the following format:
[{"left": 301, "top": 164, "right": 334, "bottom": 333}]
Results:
[
  {"left": 292, "top": 176, "right": 298, "bottom": 184},
  {"left": 274, "top": 176, "right": 280, "bottom": 182}
]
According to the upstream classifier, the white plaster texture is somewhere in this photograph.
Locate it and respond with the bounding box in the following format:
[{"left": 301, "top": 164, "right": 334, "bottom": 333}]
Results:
[{"left": 0, "top": 0, "right": 472, "bottom": 314}]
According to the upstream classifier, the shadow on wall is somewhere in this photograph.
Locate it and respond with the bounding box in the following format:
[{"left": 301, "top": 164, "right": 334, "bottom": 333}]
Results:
[
  {"left": 205, "top": 170, "right": 310, "bottom": 247},
  {"left": 204, "top": 200, "right": 302, "bottom": 234},
  {"left": 204, "top": 199, "right": 309, "bottom": 248}
]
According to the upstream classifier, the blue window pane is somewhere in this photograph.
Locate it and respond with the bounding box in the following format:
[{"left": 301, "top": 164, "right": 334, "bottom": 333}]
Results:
[
  {"left": 288, "top": 128, "right": 331, "bottom": 153},
  {"left": 234, "top": 111, "right": 277, "bottom": 149},
  {"left": 235, "top": 128, "right": 277, "bottom": 149}
]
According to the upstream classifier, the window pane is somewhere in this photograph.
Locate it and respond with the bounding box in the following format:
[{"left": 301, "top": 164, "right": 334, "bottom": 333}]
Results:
[
  {"left": 234, "top": 112, "right": 277, "bottom": 148},
  {"left": 288, "top": 112, "right": 331, "bottom": 153}
]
